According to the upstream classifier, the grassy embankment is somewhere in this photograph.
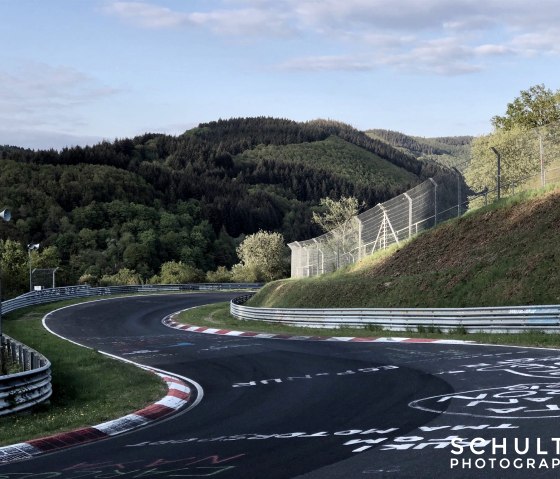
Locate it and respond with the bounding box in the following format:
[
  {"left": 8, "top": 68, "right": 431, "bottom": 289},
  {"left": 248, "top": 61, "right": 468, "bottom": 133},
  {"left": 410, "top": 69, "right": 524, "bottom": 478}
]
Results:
[
  {"left": 251, "top": 186, "right": 560, "bottom": 309},
  {"left": 176, "top": 185, "right": 560, "bottom": 348},
  {"left": 0, "top": 299, "right": 165, "bottom": 446}
]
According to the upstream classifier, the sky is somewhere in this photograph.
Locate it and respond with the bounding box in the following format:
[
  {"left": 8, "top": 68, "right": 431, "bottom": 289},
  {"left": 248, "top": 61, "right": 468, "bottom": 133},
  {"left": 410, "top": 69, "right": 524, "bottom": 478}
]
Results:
[{"left": 1, "top": 0, "right": 559, "bottom": 150}]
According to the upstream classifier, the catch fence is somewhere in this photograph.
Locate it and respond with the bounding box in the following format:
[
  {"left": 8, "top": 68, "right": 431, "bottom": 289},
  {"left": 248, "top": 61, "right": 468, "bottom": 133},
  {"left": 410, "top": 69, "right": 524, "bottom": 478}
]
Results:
[{"left": 289, "top": 176, "right": 465, "bottom": 278}]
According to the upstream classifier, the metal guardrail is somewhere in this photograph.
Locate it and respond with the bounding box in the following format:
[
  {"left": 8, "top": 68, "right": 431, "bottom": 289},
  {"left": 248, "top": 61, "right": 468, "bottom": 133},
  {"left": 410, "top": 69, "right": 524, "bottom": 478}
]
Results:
[
  {"left": 0, "top": 282, "right": 261, "bottom": 416},
  {"left": 0, "top": 335, "right": 51, "bottom": 416},
  {"left": 231, "top": 295, "right": 560, "bottom": 333},
  {"left": 2, "top": 283, "right": 263, "bottom": 315}
]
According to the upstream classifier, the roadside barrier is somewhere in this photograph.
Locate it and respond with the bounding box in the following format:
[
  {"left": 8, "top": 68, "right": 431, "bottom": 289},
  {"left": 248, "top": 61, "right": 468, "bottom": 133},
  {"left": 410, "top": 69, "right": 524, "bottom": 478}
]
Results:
[
  {"left": 230, "top": 295, "right": 560, "bottom": 333},
  {"left": 2, "top": 283, "right": 262, "bottom": 315},
  {"left": 0, "top": 335, "right": 51, "bottom": 417}
]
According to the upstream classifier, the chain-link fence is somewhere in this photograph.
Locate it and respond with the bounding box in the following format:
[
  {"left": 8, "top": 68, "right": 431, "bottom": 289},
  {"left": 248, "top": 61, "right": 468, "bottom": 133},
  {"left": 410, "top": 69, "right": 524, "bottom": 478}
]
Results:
[
  {"left": 289, "top": 121, "right": 560, "bottom": 278},
  {"left": 289, "top": 175, "right": 467, "bottom": 278},
  {"left": 467, "top": 121, "right": 560, "bottom": 208},
  {"left": 31, "top": 268, "right": 59, "bottom": 290}
]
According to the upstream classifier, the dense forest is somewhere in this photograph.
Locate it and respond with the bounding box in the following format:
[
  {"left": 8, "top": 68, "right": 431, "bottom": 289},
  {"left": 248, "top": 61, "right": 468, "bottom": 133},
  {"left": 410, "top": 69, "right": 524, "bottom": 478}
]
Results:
[
  {"left": 0, "top": 117, "right": 462, "bottom": 296},
  {"left": 366, "top": 129, "right": 473, "bottom": 169}
]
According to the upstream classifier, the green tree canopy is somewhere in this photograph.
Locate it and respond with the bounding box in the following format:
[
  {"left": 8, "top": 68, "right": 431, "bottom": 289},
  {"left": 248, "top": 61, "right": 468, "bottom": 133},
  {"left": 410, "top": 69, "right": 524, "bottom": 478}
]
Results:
[
  {"left": 312, "top": 196, "right": 362, "bottom": 257},
  {"left": 99, "top": 268, "right": 141, "bottom": 286},
  {"left": 467, "top": 85, "right": 560, "bottom": 204},
  {"left": 492, "top": 84, "right": 560, "bottom": 131},
  {"left": 312, "top": 196, "right": 361, "bottom": 233},
  {"left": 155, "top": 260, "right": 204, "bottom": 284},
  {"left": 234, "top": 230, "right": 287, "bottom": 282}
]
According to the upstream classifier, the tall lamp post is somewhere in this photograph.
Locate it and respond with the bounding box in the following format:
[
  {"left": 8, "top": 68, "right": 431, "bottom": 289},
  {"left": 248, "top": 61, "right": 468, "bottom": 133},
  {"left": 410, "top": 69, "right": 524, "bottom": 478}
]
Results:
[
  {"left": 0, "top": 208, "right": 11, "bottom": 369},
  {"left": 28, "top": 243, "right": 40, "bottom": 292}
]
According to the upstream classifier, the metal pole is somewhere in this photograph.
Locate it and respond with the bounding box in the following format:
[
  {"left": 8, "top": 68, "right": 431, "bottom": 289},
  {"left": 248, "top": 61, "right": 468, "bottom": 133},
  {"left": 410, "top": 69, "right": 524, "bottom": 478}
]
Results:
[
  {"left": 491, "top": 147, "right": 501, "bottom": 200},
  {"left": 0, "top": 208, "right": 11, "bottom": 370},
  {"left": 52, "top": 267, "right": 59, "bottom": 288},
  {"left": 540, "top": 133, "right": 545, "bottom": 187},
  {"left": 357, "top": 218, "right": 363, "bottom": 260},
  {"left": 27, "top": 243, "right": 40, "bottom": 291},
  {"left": 428, "top": 178, "right": 438, "bottom": 225},
  {"left": 403, "top": 193, "right": 412, "bottom": 238},
  {"left": 452, "top": 167, "right": 461, "bottom": 217},
  {"left": 28, "top": 249, "right": 32, "bottom": 292}
]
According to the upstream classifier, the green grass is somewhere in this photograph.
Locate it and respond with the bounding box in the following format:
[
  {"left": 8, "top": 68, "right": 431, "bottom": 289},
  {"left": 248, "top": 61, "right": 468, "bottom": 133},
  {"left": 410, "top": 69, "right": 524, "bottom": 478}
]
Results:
[
  {"left": 0, "top": 298, "right": 166, "bottom": 446},
  {"left": 177, "top": 302, "right": 560, "bottom": 349}
]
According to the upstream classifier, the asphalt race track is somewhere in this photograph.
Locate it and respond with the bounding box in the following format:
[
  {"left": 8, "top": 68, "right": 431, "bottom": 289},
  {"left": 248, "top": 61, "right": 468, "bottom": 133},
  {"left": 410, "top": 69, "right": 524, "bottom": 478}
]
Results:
[{"left": 3, "top": 293, "right": 560, "bottom": 478}]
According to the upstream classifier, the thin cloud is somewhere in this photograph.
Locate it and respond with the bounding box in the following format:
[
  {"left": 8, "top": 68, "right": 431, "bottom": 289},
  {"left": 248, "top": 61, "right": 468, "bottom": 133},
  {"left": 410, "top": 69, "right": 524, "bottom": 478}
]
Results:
[
  {"left": 104, "top": 1, "right": 291, "bottom": 36},
  {"left": 0, "top": 62, "right": 119, "bottom": 133},
  {"left": 103, "top": 0, "right": 560, "bottom": 76},
  {"left": 277, "top": 55, "right": 376, "bottom": 72}
]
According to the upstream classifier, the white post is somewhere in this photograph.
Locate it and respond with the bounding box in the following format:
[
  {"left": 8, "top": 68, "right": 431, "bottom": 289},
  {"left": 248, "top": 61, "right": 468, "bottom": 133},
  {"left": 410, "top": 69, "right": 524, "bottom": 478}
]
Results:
[
  {"left": 357, "top": 217, "right": 363, "bottom": 260},
  {"left": 540, "top": 133, "right": 545, "bottom": 187},
  {"left": 403, "top": 193, "right": 412, "bottom": 238}
]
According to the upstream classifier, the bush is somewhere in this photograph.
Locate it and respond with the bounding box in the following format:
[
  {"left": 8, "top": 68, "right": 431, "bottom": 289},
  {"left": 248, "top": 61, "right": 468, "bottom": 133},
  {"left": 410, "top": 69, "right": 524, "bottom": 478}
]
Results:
[
  {"left": 99, "top": 268, "right": 141, "bottom": 286},
  {"left": 234, "top": 230, "right": 287, "bottom": 282},
  {"left": 231, "top": 263, "right": 264, "bottom": 282},
  {"left": 158, "top": 261, "right": 204, "bottom": 284},
  {"left": 206, "top": 266, "right": 232, "bottom": 283}
]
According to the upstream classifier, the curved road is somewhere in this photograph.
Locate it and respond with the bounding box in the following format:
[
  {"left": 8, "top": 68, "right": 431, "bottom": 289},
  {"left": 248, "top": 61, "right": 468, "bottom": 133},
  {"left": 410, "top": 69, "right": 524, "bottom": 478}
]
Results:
[{"left": 2, "top": 293, "right": 560, "bottom": 478}]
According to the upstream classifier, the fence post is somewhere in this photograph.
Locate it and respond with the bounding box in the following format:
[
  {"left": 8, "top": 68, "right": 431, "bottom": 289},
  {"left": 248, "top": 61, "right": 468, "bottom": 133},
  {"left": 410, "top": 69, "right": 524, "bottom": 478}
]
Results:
[
  {"left": 356, "top": 217, "right": 363, "bottom": 259},
  {"left": 452, "top": 167, "right": 462, "bottom": 217},
  {"left": 491, "top": 147, "right": 501, "bottom": 200},
  {"left": 403, "top": 193, "right": 412, "bottom": 238},
  {"left": 428, "top": 178, "right": 438, "bottom": 225},
  {"left": 540, "top": 132, "right": 545, "bottom": 187}
]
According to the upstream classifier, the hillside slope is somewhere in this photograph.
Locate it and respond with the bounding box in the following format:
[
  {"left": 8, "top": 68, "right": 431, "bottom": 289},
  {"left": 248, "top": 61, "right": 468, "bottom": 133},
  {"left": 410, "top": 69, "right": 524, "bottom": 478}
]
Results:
[
  {"left": 249, "top": 187, "right": 560, "bottom": 308},
  {"left": 366, "top": 129, "right": 472, "bottom": 169},
  {"left": 1, "top": 117, "right": 460, "bottom": 292},
  {"left": 236, "top": 135, "right": 418, "bottom": 197}
]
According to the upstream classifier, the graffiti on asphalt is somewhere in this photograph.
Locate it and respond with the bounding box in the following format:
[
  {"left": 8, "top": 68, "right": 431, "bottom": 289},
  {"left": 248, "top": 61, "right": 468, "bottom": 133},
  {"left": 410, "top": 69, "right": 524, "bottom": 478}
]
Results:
[
  {"left": 464, "top": 356, "right": 560, "bottom": 379},
  {"left": 0, "top": 455, "right": 244, "bottom": 478},
  {"left": 126, "top": 423, "right": 518, "bottom": 453},
  {"left": 232, "top": 365, "right": 399, "bottom": 387},
  {"left": 410, "top": 383, "right": 560, "bottom": 419}
]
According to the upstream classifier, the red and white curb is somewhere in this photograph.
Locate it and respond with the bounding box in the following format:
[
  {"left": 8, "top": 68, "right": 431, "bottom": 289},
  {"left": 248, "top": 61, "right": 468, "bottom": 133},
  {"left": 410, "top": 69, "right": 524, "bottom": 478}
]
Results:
[
  {"left": 0, "top": 372, "right": 192, "bottom": 465},
  {"left": 163, "top": 314, "right": 472, "bottom": 345}
]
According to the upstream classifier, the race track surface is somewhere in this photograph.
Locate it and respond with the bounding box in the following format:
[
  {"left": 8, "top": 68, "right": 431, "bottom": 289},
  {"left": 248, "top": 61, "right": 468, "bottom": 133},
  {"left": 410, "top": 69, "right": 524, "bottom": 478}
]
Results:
[{"left": 3, "top": 293, "right": 560, "bottom": 478}]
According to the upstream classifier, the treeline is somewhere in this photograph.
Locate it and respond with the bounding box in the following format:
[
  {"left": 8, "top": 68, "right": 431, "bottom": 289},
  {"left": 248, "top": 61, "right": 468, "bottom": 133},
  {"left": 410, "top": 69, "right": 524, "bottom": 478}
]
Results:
[
  {"left": 367, "top": 129, "right": 473, "bottom": 160},
  {"left": 0, "top": 117, "right": 461, "bottom": 296}
]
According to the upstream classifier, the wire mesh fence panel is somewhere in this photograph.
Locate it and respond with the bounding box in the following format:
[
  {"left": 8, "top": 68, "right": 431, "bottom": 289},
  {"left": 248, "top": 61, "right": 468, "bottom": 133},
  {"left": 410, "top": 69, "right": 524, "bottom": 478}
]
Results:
[
  {"left": 288, "top": 178, "right": 446, "bottom": 278},
  {"left": 31, "top": 268, "right": 59, "bottom": 290},
  {"left": 467, "top": 121, "right": 560, "bottom": 207}
]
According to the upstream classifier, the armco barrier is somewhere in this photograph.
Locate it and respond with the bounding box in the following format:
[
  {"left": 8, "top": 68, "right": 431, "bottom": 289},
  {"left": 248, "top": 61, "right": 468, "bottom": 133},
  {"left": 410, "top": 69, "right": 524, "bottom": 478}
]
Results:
[
  {"left": 230, "top": 295, "right": 560, "bottom": 333},
  {"left": 2, "top": 283, "right": 262, "bottom": 315},
  {"left": 0, "top": 335, "right": 51, "bottom": 416},
  {"left": 0, "top": 282, "right": 261, "bottom": 416}
]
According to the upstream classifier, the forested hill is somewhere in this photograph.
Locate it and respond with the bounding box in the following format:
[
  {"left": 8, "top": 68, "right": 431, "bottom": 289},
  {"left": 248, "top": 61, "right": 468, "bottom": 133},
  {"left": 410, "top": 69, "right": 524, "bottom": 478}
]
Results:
[
  {"left": 0, "top": 117, "right": 458, "bottom": 292},
  {"left": 366, "top": 128, "right": 473, "bottom": 169}
]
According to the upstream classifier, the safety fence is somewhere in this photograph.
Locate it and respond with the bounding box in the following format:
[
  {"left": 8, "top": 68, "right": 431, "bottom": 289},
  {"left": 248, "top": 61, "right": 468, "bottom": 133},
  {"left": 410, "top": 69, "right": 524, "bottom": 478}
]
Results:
[
  {"left": 0, "top": 335, "right": 51, "bottom": 416},
  {"left": 230, "top": 295, "right": 560, "bottom": 334},
  {"left": 0, "top": 282, "right": 261, "bottom": 416},
  {"left": 288, "top": 177, "right": 465, "bottom": 278},
  {"left": 466, "top": 120, "right": 560, "bottom": 207}
]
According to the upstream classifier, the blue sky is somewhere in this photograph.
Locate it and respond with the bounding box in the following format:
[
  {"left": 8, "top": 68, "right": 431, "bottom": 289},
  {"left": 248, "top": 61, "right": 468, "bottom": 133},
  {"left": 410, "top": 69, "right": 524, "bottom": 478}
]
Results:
[{"left": 1, "top": 0, "right": 559, "bottom": 149}]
